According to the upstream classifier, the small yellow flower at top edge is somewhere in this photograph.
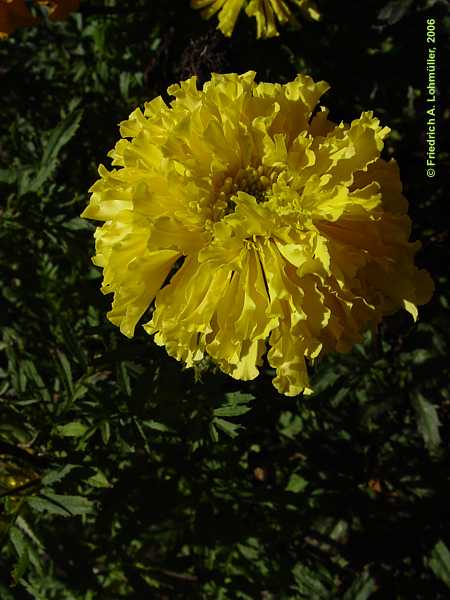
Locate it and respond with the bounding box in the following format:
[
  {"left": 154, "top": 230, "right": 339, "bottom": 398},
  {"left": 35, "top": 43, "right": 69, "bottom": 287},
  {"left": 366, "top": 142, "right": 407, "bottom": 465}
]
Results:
[
  {"left": 81, "top": 72, "right": 434, "bottom": 397},
  {"left": 191, "top": 0, "right": 321, "bottom": 39}
]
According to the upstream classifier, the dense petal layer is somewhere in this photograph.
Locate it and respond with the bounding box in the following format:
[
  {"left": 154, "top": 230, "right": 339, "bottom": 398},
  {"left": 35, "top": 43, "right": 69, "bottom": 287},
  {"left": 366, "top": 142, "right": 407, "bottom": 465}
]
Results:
[{"left": 82, "top": 72, "right": 434, "bottom": 396}]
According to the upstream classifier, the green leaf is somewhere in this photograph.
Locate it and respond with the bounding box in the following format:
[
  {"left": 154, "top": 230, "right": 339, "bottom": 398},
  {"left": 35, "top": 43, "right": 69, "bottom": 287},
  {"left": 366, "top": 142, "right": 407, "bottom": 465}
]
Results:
[
  {"left": 429, "top": 540, "right": 450, "bottom": 589},
  {"left": 0, "top": 582, "right": 15, "bottom": 599},
  {"left": 62, "top": 217, "right": 95, "bottom": 231},
  {"left": 33, "top": 109, "right": 83, "bottom": 190},
  {"left": 214, "top": 391, "right": 254, "bottom": 417},
  {"left": 212, "top": 417, "right": 243, "bottom": 439},
  {"left": 285, "top": 474, "right": 308, "bottom": 493},
  {"left": 411, "top": 392, "right": 441, "bottom": 452},
  {"left": 0, "top": 168, "right": 17, "bottom": 185},
  {"left": 22, "top": 361, "right": 51, "bottom": 403},
  {"left": 213, "top": 405, "right": 252, "bottom": 418},
  {"left": 41, "top": 464, "right": 77, "bottom": 486},
  {"left": 57, "top": 318, "right": 88, "bottom": 371},
  {"left": 86, "top": 468, "right": 111, "bottom": 488},
  {"left": 343, "top": 570, "right": 377, "bottom": 599},
  {"left": 99, "top": 420, "right": 111, "bottom": 445},
  {"left": 225, "top": 392, "right": 254, "bottom": 405},
  {"left": 27, "top": 492, "right": 94, "bottom": 517},
  {"left": 56, "top": 422, "right": 88, "bottom": 437},
  {"left": 15, "top": 516, "right": 43, "bottom": 550},
  {"left": 209, "top": 422, "right": 219, "bottom": 443},
  {"left": 55, "top": 350, "right": 74, "bottom": 397},
  {"left": 141, "top": 419, "right": 172, "bottom": 433},
  {"left": 117, "top": 361, "right": 132, "bottom": 397},
  {"left": 291, "top": 564, "right": 331, "bottom": 598},
  {"left": 9, "top": 526, "right": 30, "bottom": 584}
]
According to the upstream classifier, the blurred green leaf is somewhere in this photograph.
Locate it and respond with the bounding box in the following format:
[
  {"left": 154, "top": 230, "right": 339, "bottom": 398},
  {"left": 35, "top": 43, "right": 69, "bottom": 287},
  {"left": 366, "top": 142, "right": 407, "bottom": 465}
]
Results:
[
  {"left": 41, "top": 465, "right": 77, "bottom": 486},
  {"left": 56, "top": 422, "right": 88, "bottom": 437},
  {"left": 343, "top": 570, "right": 377, "bottom": 599},
  {"left": 411, "top": 391, "right": 442, "bottom": 452},
  {"left": 429, "top": 541, "right": 450, "bottom": 589}
]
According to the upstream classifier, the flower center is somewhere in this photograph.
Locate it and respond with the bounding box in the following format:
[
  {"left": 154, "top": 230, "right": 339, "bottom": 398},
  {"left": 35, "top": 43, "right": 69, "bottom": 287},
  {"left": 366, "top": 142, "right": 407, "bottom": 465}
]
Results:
[{"left": 214, "top": 165, "right": 277, "bottom": 219}]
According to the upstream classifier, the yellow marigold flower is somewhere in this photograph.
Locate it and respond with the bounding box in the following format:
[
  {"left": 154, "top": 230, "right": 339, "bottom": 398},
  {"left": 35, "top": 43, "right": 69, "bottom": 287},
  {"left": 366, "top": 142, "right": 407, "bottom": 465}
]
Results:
[
  {"left": 191, "top": 0, "right": 320, "bottom": 39},
  {"left": 82, "top": 72, "right": 433, "bottom": 396},
  {"left": 0, "top": 0, "right": 37, "bottom": 38}
]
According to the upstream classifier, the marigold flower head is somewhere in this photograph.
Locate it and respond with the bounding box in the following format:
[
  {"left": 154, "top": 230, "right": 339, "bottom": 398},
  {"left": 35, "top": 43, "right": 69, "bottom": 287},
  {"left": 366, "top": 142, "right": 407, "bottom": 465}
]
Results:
[
  {"left": 191, "top": 0, "right": 320, "bottom": 39},
  {"left": 82, "top": 72, "right": 433, "bottom": 396}
]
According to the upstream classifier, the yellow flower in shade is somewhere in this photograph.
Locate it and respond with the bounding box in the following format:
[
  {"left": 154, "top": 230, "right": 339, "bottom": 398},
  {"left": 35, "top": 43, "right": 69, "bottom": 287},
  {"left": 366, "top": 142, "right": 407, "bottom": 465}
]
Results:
[
  {"left": 0, "top": 0, "right": 37, "bottom": 38},
  {"left": 191, "top": 0, "right": 320, "bottom": 38},
  {"left": 82, "top": 72, "right": 433, "bottom": 396}
]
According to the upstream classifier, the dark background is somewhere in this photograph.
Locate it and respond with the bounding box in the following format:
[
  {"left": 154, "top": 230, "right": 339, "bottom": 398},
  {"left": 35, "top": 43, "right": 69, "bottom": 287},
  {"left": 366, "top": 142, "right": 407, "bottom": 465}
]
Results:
[{"left": 0, "top": 1, "right": 449, "bottom": 597}]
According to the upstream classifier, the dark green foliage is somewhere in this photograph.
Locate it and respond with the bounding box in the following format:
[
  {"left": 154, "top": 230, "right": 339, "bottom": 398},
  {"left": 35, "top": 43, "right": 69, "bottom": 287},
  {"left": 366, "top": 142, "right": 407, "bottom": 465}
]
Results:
[{"left": 1, "top": 0, "right": 449, "bottom": 597}]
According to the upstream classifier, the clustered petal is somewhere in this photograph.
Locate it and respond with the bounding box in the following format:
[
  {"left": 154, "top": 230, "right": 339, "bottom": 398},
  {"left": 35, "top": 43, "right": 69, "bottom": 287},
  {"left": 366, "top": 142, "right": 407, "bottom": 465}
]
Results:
[
  {"left": 191, "top": 0, "right": 320, "bottom": 38},
  {"left": 82, "top": 72, "right": 433, "bottom": 396}
]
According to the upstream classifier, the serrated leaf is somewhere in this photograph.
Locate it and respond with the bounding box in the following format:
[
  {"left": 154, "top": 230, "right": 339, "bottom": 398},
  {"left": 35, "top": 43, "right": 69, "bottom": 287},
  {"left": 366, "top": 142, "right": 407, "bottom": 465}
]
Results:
[
  {"left": 41, "top": 464, "right": 77, "bottom": 486},
  {"left": 411, "top": 392, "right": 441, "bottom": 452},
  {"left": 27, "top": 492, "right": 94, "bottom": 517},
  {"left": 343, "top": 570, "right": 377, "bottom": 599},
  {"left": 16, "top": 516, "right": 43, "bottom": 549},
  {"left": 9, "top": 526, "right": 27, "bottom": 558},
  {"left": 9, "top": 526, "right": 29, "bottom": 583},
  {"left": 12, "top": 549, "right": 29, "bottom": 584},
  {"left": 213, "top": 417, "right": 242, "bottom": 439},
  {"left": 429, "top": 540, "right": 450, "bottom": 589},
  {"left": 56, "top": 422, "right": 88, "bottom": 437},
  {"left": 224, "top": 392, "right": 254, "bottom": 405},
  {"left": 214, "top": 391, "right": 254, "bottom": 417}
]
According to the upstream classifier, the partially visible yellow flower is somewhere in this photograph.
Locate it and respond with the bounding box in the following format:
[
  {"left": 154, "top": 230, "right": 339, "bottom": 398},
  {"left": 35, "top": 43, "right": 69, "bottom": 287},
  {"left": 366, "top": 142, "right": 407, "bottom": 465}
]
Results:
[
  {"left": 0, "top": 0, "right": 37, "bottom": 38},
  {"left": 191, "top": 0, "right": 320, "bottom": 38},
  {"left": 82, "top": 72, "right": 433, "bottom": 396}
]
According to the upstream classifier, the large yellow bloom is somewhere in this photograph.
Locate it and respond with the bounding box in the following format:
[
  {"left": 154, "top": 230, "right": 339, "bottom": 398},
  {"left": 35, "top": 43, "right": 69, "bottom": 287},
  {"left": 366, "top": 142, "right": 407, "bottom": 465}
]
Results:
[
  {"left": 191, "top": 0, "right": 320, "bottom": 38},
  {"left": 82, "top": 72, "right": 433, "bottom": 396}
]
